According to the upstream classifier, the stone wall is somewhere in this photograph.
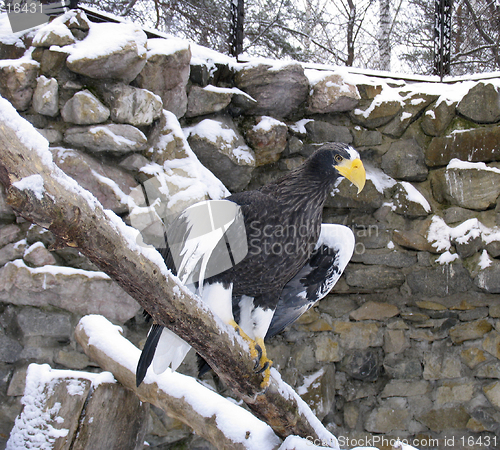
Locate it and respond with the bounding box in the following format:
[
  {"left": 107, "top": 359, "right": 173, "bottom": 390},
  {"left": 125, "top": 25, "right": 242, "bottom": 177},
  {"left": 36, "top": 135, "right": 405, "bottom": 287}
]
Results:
[{"left": 1, "top": 9, "right": 500, "bottom": 450}]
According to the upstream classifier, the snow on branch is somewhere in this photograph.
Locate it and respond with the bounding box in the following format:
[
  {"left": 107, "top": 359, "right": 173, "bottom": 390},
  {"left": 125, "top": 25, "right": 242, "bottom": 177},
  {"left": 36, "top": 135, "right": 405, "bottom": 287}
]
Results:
[
  {"left": 75, "top": 315, "right": 281, "bottom": 450},
  {"left": 0, "top": 97, "right": 337, "bottom": 446}
]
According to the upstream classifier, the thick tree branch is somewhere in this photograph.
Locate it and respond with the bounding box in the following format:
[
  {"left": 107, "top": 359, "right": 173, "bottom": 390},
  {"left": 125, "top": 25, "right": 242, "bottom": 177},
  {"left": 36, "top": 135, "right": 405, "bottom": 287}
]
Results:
[
  {"left": 74, "top": 315, "right": 281, "bottom": 450},
  {"left": 0, "top": 100, "right": 337, "bottom": 446}
]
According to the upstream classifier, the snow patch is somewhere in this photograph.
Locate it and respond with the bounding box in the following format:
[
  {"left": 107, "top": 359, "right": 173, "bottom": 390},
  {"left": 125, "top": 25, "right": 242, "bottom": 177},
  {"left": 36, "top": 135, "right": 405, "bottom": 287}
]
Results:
[
  {"left": 7, "top": 259, "right": 111, "bottom": 279},
  {"left": 65, "top": 22, "right": 146, "bottom": 63},
  {"left": 203, "top": 85, "right": 255, "bottom": 102},
  {"left": 366, "top": 166, "right": 397, "bottom": 193},
  {"left": 447, "top": 158, "right": 500, "bottom": 174},
  {"left": 436, "top": 251, "right": 459, "bottom": 265},
  {"left": 427, "top": 216, "right": 500, "bottom": 258},
  {"left": 253, "top": 116, "right": 286, "bottom": 132},
  {"left": 290, "top": 118, "right": 313, "bottom": 135},
  {"left": 297, "top": 368, "right": 325, "bottom": 395},
  {"left": 145, "top": 37, "right": 189, "bottom": 58},
  {"left": 13, "top": 174, "right": 45, "bottom": 200},
  {"left": 479, "top": 249, "right": 492, "bottom": 269},
  {"left": 400, "top": 182, "right": 431, "bottom": 212}
]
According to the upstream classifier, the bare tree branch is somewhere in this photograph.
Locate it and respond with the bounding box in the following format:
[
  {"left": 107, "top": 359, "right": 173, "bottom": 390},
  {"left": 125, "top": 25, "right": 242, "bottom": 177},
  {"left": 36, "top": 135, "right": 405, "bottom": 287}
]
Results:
[
  {"left": 0, "top": 102, "right": 337, "bottom": 445},
  {"left": 462, "top": 0, "right": 500, "bottom": 67}
]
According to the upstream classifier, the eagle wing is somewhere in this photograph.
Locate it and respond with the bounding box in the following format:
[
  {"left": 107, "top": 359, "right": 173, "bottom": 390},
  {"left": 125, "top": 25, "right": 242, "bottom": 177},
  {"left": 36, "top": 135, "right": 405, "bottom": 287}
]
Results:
[
  {"left": 265, "top": 223, "right": 355, "bottom": 340},
  {"left": 136, "top": 199, "right": 248, "bottom": 386}
]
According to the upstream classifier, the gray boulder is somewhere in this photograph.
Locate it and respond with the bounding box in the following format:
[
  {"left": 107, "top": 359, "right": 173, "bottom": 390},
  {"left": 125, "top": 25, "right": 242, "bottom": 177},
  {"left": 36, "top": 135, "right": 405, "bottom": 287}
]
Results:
[
  {"left": 326, "top": 177, "right": 384, "bottom": 212},
  {"left": 307, "top": 73, "right": 360, "bottom": 114},
  {"left": 0, "top": 261, "right": 140, "bottom": 323},
  {"left": 381, "top": 139, "right": 428, "bottom": 181},
  {"left": 0, "top": 60, "right": 39, "bottom": 111},
  {"left": 64, "top": 124, "right": 147, "bottom": 153},
  {"left": 234, "top": 63, "right": 309, "bottom": 118},
  {"left": 406, "top": 263, "right": 473, "bottom": 297},
  {"left": 430, "top": 163, "right": 500, "bottom": 210},
  {"left": 61, "top": 90, "right": 110, "bottom": 125},
  {"left": 51, "top": 147, "right": 138, "bottom": 214},
  {"left": 475, "top": 260, "right": 500, "bottom": 293},
  {"left": 344, "top": 264, "right": 405, "bottom": 290},
  {"left": 245, "top": 116, "right": 288, "bottom": 166},
  {"left": 457, "top": 82, "right": 500, "bottom": 124},
  {"left": 186, "top": 117, "right": 255, "bottom": 192},
  {"left": 39, "top": 47, "right": 71, "bottom": 79},
  {"left": 32, "top": 76, "right": 59, "bottom": 117},
  {"left": 98, "top": 83, "right": 163, "bottom": 127},
  {"left": 421, "top": 99, "right": 457, "bottom": 136},
  {"left": 392, "top": 182, "right": 432, "bottom": 218},
  {"left": 23, "top": 242, "right": 57, "bottom": 267},
  {"left": 66, "top": 22, "right": 147, "bottom": 83},
  {"left": 186, "top": 85, "right": 234, "bottom": 118},
  {"left": 135, "top": 38, "right": 191, "bottom": 118},
  {"left": 305, "top": 120, "right": 353, "bottom": 145},
  {"left": 425, "top": 126, "right": 500, "bottom": 166},
  {"left": 352, "top": 128, "right": 382, "bottom": 147}
]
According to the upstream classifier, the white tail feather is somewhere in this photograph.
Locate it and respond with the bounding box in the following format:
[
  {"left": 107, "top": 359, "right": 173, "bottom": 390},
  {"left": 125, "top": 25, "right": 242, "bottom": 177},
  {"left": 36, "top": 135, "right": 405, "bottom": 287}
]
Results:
[{"left": 152, "top": 328, "right": 192, "bottom": 374}]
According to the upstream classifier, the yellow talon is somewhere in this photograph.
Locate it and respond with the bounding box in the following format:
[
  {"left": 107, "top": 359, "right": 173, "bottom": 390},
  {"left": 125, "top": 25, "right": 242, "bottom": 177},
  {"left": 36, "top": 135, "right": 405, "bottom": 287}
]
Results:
[
  {"left": 229, "top": 321, "right": 272, "bottom": 388},
  {"left": 255, "top": 337, "right": 272, "bottom": 388}
]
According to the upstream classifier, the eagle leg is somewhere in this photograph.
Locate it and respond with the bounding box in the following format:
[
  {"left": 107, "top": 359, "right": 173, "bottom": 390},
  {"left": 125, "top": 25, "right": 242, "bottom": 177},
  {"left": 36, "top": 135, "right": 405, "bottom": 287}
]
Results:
[
  {"left": 229, "top": 319, "right": 259, "bottom": 359},
  {"left": 229, "top": 320, "right": 272, "bottom": 387}
]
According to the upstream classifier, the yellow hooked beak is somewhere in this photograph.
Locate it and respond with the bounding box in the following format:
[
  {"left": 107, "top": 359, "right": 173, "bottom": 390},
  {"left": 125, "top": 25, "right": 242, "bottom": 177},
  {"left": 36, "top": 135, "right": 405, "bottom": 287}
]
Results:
[{"left": 335, "top": 158, "right": 366, "bottom": 194}]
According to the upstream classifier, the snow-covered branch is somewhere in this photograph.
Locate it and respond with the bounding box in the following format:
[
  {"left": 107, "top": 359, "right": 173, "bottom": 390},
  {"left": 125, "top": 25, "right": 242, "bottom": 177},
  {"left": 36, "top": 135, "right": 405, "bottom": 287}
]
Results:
[
  {"left": 75, "top": 315, "right": 281, "bottom": 450},
  {"left": 0, "top": 97, "right": 337, "bottom": 445}
]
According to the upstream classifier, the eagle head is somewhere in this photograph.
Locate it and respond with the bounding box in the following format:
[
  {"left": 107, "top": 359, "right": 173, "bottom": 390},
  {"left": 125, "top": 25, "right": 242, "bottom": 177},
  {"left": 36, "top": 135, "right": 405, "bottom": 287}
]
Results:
[{"left": 309, "top": 143, "right": 366, "bottom": 194}]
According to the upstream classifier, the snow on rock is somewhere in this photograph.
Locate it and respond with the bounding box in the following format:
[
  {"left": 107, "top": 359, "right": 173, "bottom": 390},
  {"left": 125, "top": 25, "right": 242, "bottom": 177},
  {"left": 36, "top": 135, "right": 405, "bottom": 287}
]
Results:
[
  {"left": 427, "top": 215, "right": 500, "bottom": 266},
  {"left": 185, "top": 117, "right": 256, "bottom": 191},
  {"left": 188, "top": 120, "right": 255, "bottom": 165},
  {"left": 365, "top": 165, "right": 397, "bottom": 194},
  {"left": 64, "top": 22, "right": 147, "bottom": 82},
  {"left": 252, "top": 116, "right": 287, "bottom": 133},
  {"left": 297, "top": 368, "right": 325, "bottom": 396},
  {"left": 479, "top": 249, "right": 492, "bottom": 269},
  {"left": 436, "top": 250, "right": 460, "bottom": 265},
  {"left": 78, "top": 315, "right": 281, "bottom": 450},
  {"left": 0, "top": 57, "right": 39, "bottom": 111},
  {"left": 304, "top": 70, "right": 360, "bottom": 114},
  {"left": 130, "top": 110, "right": 229, "bottom": 236},
  {"left": 7, "top": 363, "right": 115, "bottom": 450},
  {"left": 400, "top": 181, "right": 431, "bottom": 213},
  {"left": 144, "top": 36, "right": 190, "bottom": 58},
  {"left": 447, "top": 158, "right": 500, "bottom": 174},
  {"left": 278, "top": 435, "right": 331, "bottom": 449},
  {"left": 32, "top": 14, "right": 75, "bottom": 47},
  {"left": 290, "top": 118, "right": 313, "bottom": 135}
]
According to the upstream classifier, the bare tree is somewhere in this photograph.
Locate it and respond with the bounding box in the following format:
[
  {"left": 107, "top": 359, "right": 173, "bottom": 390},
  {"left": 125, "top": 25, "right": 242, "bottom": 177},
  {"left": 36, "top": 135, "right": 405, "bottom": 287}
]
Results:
[{"left": 378, "top": 0, "right": 391, "bottom": 70}]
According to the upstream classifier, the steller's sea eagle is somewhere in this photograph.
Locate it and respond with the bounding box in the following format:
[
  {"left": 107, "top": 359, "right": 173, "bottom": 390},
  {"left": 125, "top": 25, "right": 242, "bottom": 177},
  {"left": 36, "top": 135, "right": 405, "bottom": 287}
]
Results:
[{"left": 136, "top": 142, "right": 366, "bottom": 388}]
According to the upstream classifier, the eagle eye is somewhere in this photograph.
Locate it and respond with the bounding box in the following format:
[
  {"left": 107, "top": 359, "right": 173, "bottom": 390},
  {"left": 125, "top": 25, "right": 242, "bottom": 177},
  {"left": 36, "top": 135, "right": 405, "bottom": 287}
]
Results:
[{"left": 334, "top": 154, "right": 343, "bottom": 163}]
